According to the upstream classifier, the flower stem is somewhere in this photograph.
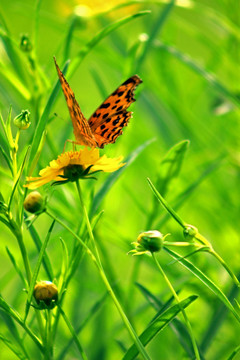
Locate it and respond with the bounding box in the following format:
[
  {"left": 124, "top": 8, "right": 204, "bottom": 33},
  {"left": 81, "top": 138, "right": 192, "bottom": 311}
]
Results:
[
  {"left": 46, "top": 210, "right": 151, "bottom": 360},
  {"left": 75, "top": 180, "right": 102, "bottom": 265},
  {"left": 58, "top": 305, "right": 88, "bottom": 360},
  {"left": 210, "top": 250, "right": 239, "bottom": 287},
  {"left": 44, "top": 310, "right": 52, "bottom": 360},
  {"left": 152, "top": 253, "right": 201, "bottom": 360}
]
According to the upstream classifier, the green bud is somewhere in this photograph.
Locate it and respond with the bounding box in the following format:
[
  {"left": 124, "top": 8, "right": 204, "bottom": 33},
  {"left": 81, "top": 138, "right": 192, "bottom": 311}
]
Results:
[
  {"left": 137, "top": 230, "right": 164, "bottom": 253},
  {"left": 23, "top": 191, "right": 45, "bottom": 214},
  {"left": 13, "top": 110, "right": 31, "bottom": 130},
  {"left": 183, "top": 224, "right": 198, "bottom": 241},
  {"left": 20, "top": 34, "right": 32, "bottom": 52},
  {"left": 34, "top": 281, "right": 58, "bottom": 310}
]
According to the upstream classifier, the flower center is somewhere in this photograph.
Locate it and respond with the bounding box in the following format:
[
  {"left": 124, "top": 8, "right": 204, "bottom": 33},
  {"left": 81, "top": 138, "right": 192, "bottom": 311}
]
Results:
[{"left": 63, "top": 164, "right": 86, "bottom": 181}]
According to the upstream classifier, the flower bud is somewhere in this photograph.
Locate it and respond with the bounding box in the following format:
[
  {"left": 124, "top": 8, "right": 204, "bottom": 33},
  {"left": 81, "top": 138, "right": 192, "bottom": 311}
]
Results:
[
  {"left": 183, "top": 224, "right": 198, "bottom": 241},
  {"left": 13, "top": 110, "right": 31, "bottom": 130},
  {"left": 20, "top": 34, "right": 32, "bottom": 52},
  {"left": 23, "top": 191, "right": 45, "bottom": 214},
  {"left": 137, "top": 230, "right": 164, "bottom": 253},
  {"left": 34, "top": 281, "right": 58, "bottom": 309}
]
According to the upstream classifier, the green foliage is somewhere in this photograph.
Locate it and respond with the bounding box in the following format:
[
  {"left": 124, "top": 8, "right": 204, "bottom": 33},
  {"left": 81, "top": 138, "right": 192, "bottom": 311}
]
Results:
[{"left": 0, "top": 0, "right": 240, "bottom": 359}]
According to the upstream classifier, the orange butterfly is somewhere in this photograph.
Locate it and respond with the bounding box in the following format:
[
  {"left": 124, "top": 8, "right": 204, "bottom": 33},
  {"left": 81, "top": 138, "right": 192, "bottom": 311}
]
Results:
[{"left": 54, "top": 57, "right": 142, "bottom": 148}]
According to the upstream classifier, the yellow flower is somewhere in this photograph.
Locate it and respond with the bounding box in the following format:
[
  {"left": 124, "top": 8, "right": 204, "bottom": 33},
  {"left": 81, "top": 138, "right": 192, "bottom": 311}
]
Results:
[{"left": 25, "top": 148, "right": 124, "bottom": 189}]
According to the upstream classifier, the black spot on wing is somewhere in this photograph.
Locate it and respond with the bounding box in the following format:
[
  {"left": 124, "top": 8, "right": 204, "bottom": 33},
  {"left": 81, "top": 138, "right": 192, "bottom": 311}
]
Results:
[{"left": 100, "top": 102, "right": 110, "bottom": 109}]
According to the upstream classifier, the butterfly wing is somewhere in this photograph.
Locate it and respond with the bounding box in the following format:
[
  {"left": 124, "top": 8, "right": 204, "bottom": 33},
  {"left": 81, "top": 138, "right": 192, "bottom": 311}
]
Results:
[
  {"left": 54, "top": 57, "right": 97, "bottom": 147},
  {"left": 88, "top": 75, "right": 142, "bottom": 148}
]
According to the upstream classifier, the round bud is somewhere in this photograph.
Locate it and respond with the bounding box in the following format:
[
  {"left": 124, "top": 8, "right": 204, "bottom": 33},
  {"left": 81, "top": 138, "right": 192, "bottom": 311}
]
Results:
[
  {"left": 183, "top": 225, "right": 198, "bottom": 241},
  {"left": 23, "top": 191, "right": 44, "bottom": 214},
  {"left": 13, "top": 110, "right": 31, "bottom": 130},
  {"left": 137, "top": 230, "right": 164, "bottom": 253},
  {"left": 34, "top": 281, "right": 58, "bottom": 309}
]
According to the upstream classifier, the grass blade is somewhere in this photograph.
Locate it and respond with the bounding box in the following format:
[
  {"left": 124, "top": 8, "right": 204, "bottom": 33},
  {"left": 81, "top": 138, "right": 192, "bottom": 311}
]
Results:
[
  {"left": 122, "top": 295, "right": 198, "bottom": 360},
  {"left": 67, "top": 11, "right": 151, "bottom": 79},
  {"left": 90, "top": 138, "right": 155, "bottom": 217},
  {"left": 135, "top": 0, "right": 174, "bottom": 72},
  {"left": 0, "top": 295, "right": 43, "bottom": 351},
  {"left": 6, "top": 247, "right": 27, "bottom": 287},
  {"left": 27, "top": 62, "right": 69, "bottom": 175},
  {"left": 24, "top": 220, "right": 55, "bottom": 321},
  {"left": 164, "top": 248, "right": 240, "bottom": 322},
  {"left": 25, "top": 218, "right": 54, "bottom": 280},
  {"left": 154, "top": 41, "right": 240, "bottom": 108},
  {"left": 0, "top": 334, "right": 28, "bottom": 360}
]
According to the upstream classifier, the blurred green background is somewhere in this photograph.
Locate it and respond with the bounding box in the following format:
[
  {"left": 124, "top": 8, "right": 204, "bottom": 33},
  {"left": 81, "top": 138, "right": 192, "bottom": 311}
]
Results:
[{"left": 0, "top": 0, "right": 240, "bottom": 359}]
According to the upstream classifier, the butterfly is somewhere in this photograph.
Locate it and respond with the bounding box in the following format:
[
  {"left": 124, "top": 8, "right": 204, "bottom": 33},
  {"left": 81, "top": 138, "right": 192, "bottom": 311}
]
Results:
[{"left": 54, "top": 57, "right": 142, "bottom": 148}]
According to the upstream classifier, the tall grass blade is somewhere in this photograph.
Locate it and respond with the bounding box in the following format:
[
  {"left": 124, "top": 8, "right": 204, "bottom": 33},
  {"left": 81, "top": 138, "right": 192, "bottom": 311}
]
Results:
[
  {"left": 135, "top": 0, "right": 174, "bottom": 72},
  {"left": 122, "top": 295, "right": 198, "bottom": 360},
  {"left": 155, "top": 41, "right": 240, "bottom": 108},
  {"left": 90, "top": 138, "right": 155, "bottom": 217},
  {"left": 27, "top": 62, "right": 69, "bottom": 174},
  {"left": 67, "top": 11, "right": 151, "bottom": 78},
  {"left": 0, "top": 296, "right": 43, "bottom": 350},
  {"left": 0, "top": 334, "right": 28, "bottom": 360},
  {"left": 24, "top": 220, "right": 55, "bottom": 321},
  {"left": 165, "top": 248, "right": 240, "bottom": 322}
]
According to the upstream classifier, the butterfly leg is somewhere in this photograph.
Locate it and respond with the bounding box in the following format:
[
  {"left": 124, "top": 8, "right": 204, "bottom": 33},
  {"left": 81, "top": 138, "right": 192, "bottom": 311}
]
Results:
[{"left": 63, "top": 139, "right": 79, "bottom": 152}]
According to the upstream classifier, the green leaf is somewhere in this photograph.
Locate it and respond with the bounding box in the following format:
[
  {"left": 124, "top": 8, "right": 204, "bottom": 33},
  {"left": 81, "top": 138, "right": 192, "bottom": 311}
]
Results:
[
  {"left": 136, "top": 283, "right": 200, "bottom": 359},
  {"left": 67, "top": 10, "right": 151, "bottom": 79},
  {"left": 8, "top": 146, "right": 30, "bottom": 212},
  {"left": 122, "top": 295, "right": 198, "bottom": 360},
  {"left": 227, "top": 344, "right": 240, "bottom": 360},
  {"left": 135, "top": 0, "right": 175, "bottom": 72},
  {"left": 58, "top": 306, "right": 88, "bottom": 360},
  {"left": 24, "top": 220, "right": 55, "bottom": 321},
  {"left": 27, "top": 61, "right": 69, "bottom": 175},
  {"left": 0, "top": 311, "right": 29, "bottom": 359},
  {"left": 154, "top": 41, "right": 240, "bottom": 109},
  {"left": 57, "top": 293, "right": 108, "bottom": 360},
  {"left": 25, "top": 217, "right": 54, "bottom": 280},
  {"left": 6, "top": 247, "right": 27, "bottom": 287},
  {"left": 90, "top": 138, "right": 155, "bottom": 217},
  {"left": 164, "top": 248, "right": 240, "bottom": 323},
  {"left": 146, "top": 140, "right": 189, "bottom": 228},
  {"left": 0, "top": 295, "right": 43, "bottom": 350},
  {"left": 0, "top": 333, "right": 29, "bottom": 360},
  {"left": 0, "top": 146, "right": 13, "bottom": 175}
]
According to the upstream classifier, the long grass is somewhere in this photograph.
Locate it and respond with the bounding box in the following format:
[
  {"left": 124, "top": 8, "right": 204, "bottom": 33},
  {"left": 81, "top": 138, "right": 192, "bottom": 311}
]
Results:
[{"left": 0, "top": 0, "right": 240, "bottom": 359}]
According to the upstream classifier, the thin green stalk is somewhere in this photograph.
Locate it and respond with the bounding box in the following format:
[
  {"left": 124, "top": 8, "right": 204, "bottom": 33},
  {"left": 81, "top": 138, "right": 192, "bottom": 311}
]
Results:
[
  {"left": 44, "top": 309, "right": 53, "bottom": 360},
  {"left": 9, "top": 218, "right": 32, "bottom": 285},
  {"left": 58, "top": 305, "right": 88, "bottom": 360},
  {"left": 210, "top": 250, "right": 239, "bottom": 287},
  {"left": 152, "top": 253, "right": 201, "bottom": 360},
  {"left": 75, "top": 180, "right": 102, "bottom": 265},
  {"left": 46, "top": 210, "right": 151, "bottom": 360}
]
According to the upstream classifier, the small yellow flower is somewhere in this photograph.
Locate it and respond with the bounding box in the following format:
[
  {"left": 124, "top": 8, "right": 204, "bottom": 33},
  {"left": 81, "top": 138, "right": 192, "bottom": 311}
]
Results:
[{"left": 25, "top": 148, "right": 124, "bottom": 189}]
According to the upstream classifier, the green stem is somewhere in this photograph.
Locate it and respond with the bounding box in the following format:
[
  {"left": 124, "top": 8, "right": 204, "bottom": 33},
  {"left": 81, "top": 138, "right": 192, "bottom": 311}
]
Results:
[
  {"left": 9, "top": 219, "right": 32, "bottom": 285},
  {"left": 8, "top": 216, "right": 45, "bottom": 342},
  {"left": 210, "top": 250, "right": 240, "bottom": 287},
  {"left": 44, "top": 310, "right": 52, "bottom": 360},
  {"left": 58, "top": 305, "right": 88, "bottom": 360},
  {"left": 152, "top": 253, "right": 201, "bottom": 360},
  {"left": 75, "top": 180, "right": 102, "bottom": 265},
  {"left": 46, "top": 210, "right": 151, "bottom": 360}
]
